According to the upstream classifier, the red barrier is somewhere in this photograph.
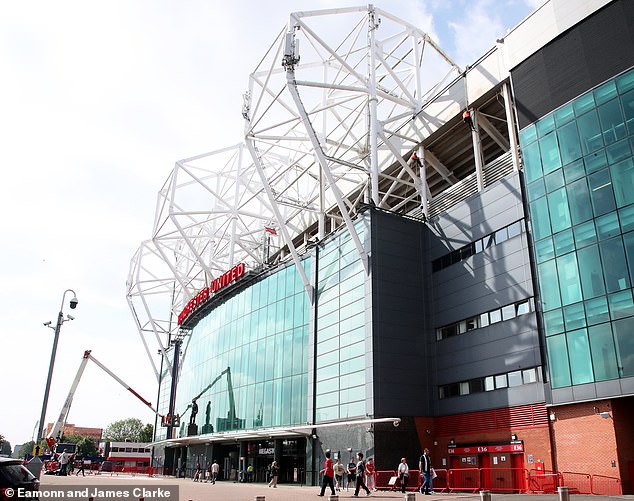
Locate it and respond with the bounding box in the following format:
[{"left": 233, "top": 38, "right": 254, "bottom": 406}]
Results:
[
  {"left": 480, "top": 468, "right": 527, "bottom": 493},
  {"left": 591, "top": 474, "right": 622, "bottom": 496},
  {"left": 375, "top": 470, "right": 397, "bottom": 491},
  {"left": 559, "top": 471, "right": 591, "bottom": 494},
  {"left": 449, "top": 467, "right": 480, "bottom": 493},
  {"left": 432, "top": 468, "right": 449, "bottom": 493},
  {"left": 527, "top": 471, "right": 560, "bottom": 493}
]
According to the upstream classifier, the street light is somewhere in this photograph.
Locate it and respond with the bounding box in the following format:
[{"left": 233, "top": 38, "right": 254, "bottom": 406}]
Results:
[{"left": 36, "top": 289, "right": 78, "bottom": 447}]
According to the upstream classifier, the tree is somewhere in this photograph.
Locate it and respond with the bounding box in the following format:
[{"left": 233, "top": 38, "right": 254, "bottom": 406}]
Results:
[
  {"left": 139, "top": 424, "right": 154, "bottom": 443},
  {"left": 60, "top": 435, "right": 98, "bottom": 456},
  {"left": 103, "top": 418, "right": 145, "bottom": 442},
  {"left": 0, "top": 434, "right": 11, "bottom": 457},
  {"left": 17, "top": 441, "right": 35, "bottom": 459}
]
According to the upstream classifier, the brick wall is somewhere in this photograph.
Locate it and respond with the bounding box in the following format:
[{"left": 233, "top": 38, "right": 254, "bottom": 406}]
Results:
[{"left": 550, "top": 400, "right": 618, "bottom": 478}]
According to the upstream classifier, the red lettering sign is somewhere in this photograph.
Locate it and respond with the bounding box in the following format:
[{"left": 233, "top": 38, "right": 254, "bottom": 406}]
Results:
[
  {"left": 448, "top": 443, "right": 524, "bottom": 454},
  {"left": 177, "top": 263, "right": 246, "bottom": 325}
]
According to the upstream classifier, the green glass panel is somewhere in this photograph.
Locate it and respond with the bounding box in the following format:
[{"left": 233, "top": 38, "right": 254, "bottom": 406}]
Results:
[
  {"left": 557, "top": 252, "right": 583, "bottom": 305},
  {"left": 519, "top": 124, "right": 537, "bottom": 145},
  {"left": 548, "top": 188, "right": 571, "bottom": 233},
  {"left": 530, "top": 196, "right": 553, "bottom": 240},
  {"left": 624, "top": 232, "right": 634, "bottom": 285},
  {"left": 613, "top": 317, "right": 634, "bottom": 377},
  {"left": 588, "top": 169, "right": 616, "bottom": 216},
  {"left": 606, "top": 138, "right": 631, "bottom": 163},
  {"left": 567, "top": 328, "right": 594, "bottom": 384},
  {"left": 608, "top": 290, "right": 634, "bottom": 320},
  {"left": 545, "top": 169, "right": 565, "bottom": 193},
  {"left": 616, "top": 68, "right": 634, "bottom": 93},
  {"left": 574, "top": 92, "right": 595, "bottom": 116},
  {"left": 600, "top": 237, "right": 631, "bottom": 292},
  {"left": 535, "top": 237, "right": 555, "bottom": 263},
  {"left": 611, "top": 158, "right": 634, "bottom": 208},
  {"left": 621, "top": 89, "right": 634, "bottom": 136},
  {"left": 558, "top": 121, "right": 583, "bottom": 165},
  {"left": 527, "top": 179, "right": 546, "bottom": 202},
  {"left": 566, "top": 178, "right": 593, "bottom": 225},
  {"left": 585, "top": 149, "right": 608, "bottom": 174},
  {"left": 577, "top": 110, "right": 603, "bottom": 155},
  {"left": 586, "top": 296, "right": 610, "bottom": 326},
  {"left": 598, "top": 99, "right": 627, "bottom": 145},
  {"left": 547, "top": 334, "right": 572, "bottom": 388},
  {"left": 563, "top": 302, "right": 586, "bottom": 331},
  {"left": 523, "top": 141, "right": 543, "bottom": 182},
  {"left": 596, "top": 212, "right": 621, "bottom": 240},
  {"left": 554, "top": 103, "right": 575, "bottom": 127},
  {"left": 538, "top": 259, "right": 561, "bottom": 310},
  {"left": 543, "top": 308, "right": 564, "bottom": 336},
  {"left": 563, "top": 158, "right": 585, "bottom": 183},
  {"left": 573, "top": 220, "right": 597, "bottom": 248},
  {"left": 537, "top": 113, "right": 556, "bottom": 137},
  {"left": 553, "top": 229, "right": 574, "bottom": 256},
  {"left": 595, "top": 81, "right": 618, "bottom": 105},
  {"left": 540, "top": 131, "right": 562, "bottom": 174},
  {"left": 619, "top": 206, "right": 634, "bottom": 233},
  {"left": 577, "top": 245, "right": 606, "bottom": 299},
  {"left": 588, "top": 323, "right": 619, "bottom": 381}
]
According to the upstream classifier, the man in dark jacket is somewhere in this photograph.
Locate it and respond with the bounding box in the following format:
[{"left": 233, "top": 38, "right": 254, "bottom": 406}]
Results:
[
  {"left": 419, "top": 448, "right": 434, "bottom": 495},
  {"left": 353, "top": 452, "right": 371, "bottom": 497}
]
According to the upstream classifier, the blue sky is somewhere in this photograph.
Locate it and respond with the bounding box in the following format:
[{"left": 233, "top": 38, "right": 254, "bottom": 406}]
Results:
[{"left": 0, "top": 0, "right": 539, "bottom": 448}]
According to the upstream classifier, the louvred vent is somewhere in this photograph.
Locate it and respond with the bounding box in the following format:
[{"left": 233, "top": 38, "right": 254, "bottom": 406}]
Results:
[{"left": 436, "top": 404, "right": 548, "bottom": 436}]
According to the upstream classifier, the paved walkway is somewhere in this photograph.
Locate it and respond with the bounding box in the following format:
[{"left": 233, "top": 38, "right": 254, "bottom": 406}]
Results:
[{"left": 40, "top": 474, "right": 634, "bottom": 501}]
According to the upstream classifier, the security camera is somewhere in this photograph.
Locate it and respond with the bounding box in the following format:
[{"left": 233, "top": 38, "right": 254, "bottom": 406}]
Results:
[
  {"left": 393, "top": 419, "right": 401, "bottom": 428},
  {"left": 43, "top": 321, "right": 52, "bottom": 327},
  {"left": 66, "top": 315, "right": 75, "bottom": 321},
  {"left": 69, "top": 297, "right": 78, "bottom": 309}
]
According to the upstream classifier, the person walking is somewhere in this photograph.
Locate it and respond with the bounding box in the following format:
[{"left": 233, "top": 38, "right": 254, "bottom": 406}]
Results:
[
  {"left": 75, "top": 458, "right": 86, "bottom": 477},
  {"left": 365, "top": 457, "right": 376, "bottom": 491},
  {"left": 334, "top": 457, "right": 345, "bottom": 492},
  {"left": 346, "top": 456, "right": 357, "bottom": 491},
  {"left": 419, "top": 448, "right": 434, "bottom": 495},
  {"left": 210, "top": 459, "right": 220, "bottom": 484},
  {"left": 267, "top": 460, "right": 279, "bottom": 488},
  {"left": 353, "top": 452, "right": 371, "bottom": 497},
  {"left": 397, "top": 457, "right": 409, "bottom": 493},
  {"left": 318, "top": 450, "right": 335, "bottom": 497}
]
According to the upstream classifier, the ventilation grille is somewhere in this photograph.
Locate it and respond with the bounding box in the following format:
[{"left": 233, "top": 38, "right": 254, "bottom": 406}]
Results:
[{"left": 435, "top": 403, "right": 548, "bottom": 436}]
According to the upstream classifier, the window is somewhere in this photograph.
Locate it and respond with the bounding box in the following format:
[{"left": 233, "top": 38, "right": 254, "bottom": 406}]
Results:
[
  {"left": 494, "top": 374, "right": 508, "bottom": 389},
  {"left": 508, "top": 371, "right": 522, "bottom": 387}
]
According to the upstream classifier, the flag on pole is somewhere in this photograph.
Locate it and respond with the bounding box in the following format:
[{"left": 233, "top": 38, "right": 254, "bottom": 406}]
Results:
[{"left": 264, "top": 226, "right": 278, "bottom": 235}]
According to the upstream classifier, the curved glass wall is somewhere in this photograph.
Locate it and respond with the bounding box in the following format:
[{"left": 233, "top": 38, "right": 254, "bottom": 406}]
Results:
[
  {"left": 174, "top": 259, "right": 312, "bottom": 436},
  {"left": 520, "top": 67, "right": 634, "bottom": 388}
]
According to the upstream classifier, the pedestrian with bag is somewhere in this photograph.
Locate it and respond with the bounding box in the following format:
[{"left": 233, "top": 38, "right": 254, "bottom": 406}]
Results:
[
  {"left": 419, "top": 448, "right": 434, "bottom": 495},
  {"left": 334, "top": 457, "right": 346, "bottom": 492},
  {"left": 397, "top": 457, "right": 409, "bottom": 493}
]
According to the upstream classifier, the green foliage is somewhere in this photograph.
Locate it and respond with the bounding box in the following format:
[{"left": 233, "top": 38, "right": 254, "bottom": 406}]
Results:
[
  {"left": 0, "top": 434, "right": 12, "bottom": 456},
  {"left": 139, "top": 423, "right": 154, "bottom": 443},
  {"left": 103, "top": 418, "right": 145, "bottom": 442},
  {"left": 17, "top": 441, "right": 35, "bottom": 459},
  {"left": 75, "top": 437, "right": 98, "bottom": 456}
]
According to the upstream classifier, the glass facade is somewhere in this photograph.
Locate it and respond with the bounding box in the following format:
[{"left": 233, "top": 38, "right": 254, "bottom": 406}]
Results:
[
  {"left": 315, "top": 219, "right": 368, "bottom": 422},
  {"left": 173, "top": 259, "right": 312, "bottom": 437},
  {"left": 521, "top": 67, "right": 634, "bottom": 388}
]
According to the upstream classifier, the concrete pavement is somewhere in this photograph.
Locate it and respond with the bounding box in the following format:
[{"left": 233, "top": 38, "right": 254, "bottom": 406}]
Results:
[{"left": 40, "top": 474, "right": 634, "bottom": 501}]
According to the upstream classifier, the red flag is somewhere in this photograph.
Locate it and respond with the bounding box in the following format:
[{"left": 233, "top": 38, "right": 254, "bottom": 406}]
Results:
[{"left": 264, "top": 227, "right": 277, "bottom": 235}]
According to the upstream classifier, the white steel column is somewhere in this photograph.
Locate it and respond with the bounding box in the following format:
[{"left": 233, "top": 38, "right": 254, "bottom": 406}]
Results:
[
  {"left": 471, "top": 110, "right": 485, "bottom": 191},
  {"left": 502, "top": 82, "right": 520, "bottom": 171},
  {"left": 368, "top": 5, "right": 380, "bottom": 206}
]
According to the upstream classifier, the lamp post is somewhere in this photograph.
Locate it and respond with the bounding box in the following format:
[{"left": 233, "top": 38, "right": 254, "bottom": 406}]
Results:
[{"left": 36, "top": 289, "right": 78, "bottom": 447}]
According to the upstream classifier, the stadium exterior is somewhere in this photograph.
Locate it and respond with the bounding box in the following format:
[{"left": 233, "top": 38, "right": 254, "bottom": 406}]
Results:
[{"left": 127, "top": 0, "right": 634, "bottom": 492}]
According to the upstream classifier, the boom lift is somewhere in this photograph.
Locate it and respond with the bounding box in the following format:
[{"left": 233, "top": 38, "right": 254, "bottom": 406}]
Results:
[{"left": 46, "top": 349, "right": 161, "bottom": 451}]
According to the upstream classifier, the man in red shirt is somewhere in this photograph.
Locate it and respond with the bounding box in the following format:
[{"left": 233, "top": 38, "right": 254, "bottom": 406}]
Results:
[{"left": 318, "top": 450, "right": 336, "bottom": 497}]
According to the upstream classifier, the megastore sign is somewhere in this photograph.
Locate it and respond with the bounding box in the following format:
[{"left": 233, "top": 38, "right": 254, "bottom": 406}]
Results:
[{"left": 177, "top": 263, "right": 246, "bottom": 325}]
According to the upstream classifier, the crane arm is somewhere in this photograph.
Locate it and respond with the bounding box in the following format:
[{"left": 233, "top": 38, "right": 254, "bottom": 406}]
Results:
[
  {"left": 47, "top": 350, "right": 92, "bottom": 442},
  {"left": 179, "top": 367, "right": 232, "bottom": 417}
]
